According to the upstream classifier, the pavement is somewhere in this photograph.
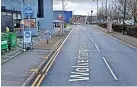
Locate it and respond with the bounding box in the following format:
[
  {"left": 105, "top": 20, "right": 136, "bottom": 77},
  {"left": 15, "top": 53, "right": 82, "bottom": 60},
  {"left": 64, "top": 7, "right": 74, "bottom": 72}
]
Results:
[
  {"left": 40, "top": 25, "right": 137, "bottom": 86},
  {"left": 1, "top": 47, "right": 23, "bottom": 65},
  {"left": 92, "top": 25, "right": 137, "bottom": 49},
  {"left": 1, "top": 26, "right": 72, "bottom": 86}
]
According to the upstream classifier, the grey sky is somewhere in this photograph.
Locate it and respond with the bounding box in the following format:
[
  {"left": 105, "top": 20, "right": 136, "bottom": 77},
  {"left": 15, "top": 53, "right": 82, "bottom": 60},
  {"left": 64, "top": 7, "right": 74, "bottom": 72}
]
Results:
[{"left": 53, "top": 0, "right": 113, "bottom": 16}]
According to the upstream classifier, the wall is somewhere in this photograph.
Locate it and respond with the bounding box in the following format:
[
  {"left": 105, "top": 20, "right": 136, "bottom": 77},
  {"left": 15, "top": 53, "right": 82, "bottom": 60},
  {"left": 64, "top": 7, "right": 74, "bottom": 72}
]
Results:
[
  {"left": 1, "top": 0, "right": 21, "bottom": 11},
  {"left": 39, "top": 0, "right": 53, "bottom": 30},
  {"left": 1, "top": 0, "right": 54, "bottom": 32}
]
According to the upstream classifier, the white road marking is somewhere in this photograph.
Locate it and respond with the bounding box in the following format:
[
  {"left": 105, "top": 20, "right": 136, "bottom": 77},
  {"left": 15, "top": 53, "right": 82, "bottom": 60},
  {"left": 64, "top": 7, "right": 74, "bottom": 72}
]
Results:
[
  {"left": 87, "top": 34, "right": 94, "bottom": 42},
  {"left": 95, "top": 44, "right": 100, "bottom": 52},
  {"left": 69, "top": 72, "right": 89, "bottom": 82},
  {"left": 71, "top": 66, "right": 89, "bottom": 68},
  {"left": 102, "top": 57, "right": 118, "bottom": 80}
]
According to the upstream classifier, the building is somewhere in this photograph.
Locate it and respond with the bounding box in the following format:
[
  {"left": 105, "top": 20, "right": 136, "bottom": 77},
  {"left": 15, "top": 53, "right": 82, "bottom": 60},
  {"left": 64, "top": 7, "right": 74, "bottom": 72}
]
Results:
[
  {"left": 72, "top": 15, "right": 86, "bottom": 23},
  {"left": 1, "top": 0, "right": 53, "bottom": 36}
]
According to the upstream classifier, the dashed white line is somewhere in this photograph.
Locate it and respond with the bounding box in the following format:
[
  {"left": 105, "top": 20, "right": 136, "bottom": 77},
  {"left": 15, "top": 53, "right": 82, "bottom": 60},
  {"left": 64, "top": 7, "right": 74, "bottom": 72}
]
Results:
[
  {"left": 84, "top": 27, "right": 94, "bottom": 42},
  {"left": 95, "top": 44, "right": 100, "bottom": 52},
  {"left": 87, "top": 34, "right": 94, "bottom": 42},
  {"left": 102, "top": 57, "right": 118, "bottom": 80}
]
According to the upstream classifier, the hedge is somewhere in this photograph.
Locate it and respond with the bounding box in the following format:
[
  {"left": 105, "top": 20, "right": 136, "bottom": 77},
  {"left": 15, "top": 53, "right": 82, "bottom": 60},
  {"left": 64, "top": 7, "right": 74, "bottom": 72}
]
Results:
[
  {"left": 126, "top": 26, "right": 137, "bottom": 37},
  {"left": 98, "top": 23, "right": 107, "bottom": 28},
  {"left": 97, "top": 23, "right": 137, "bottom": 37}
]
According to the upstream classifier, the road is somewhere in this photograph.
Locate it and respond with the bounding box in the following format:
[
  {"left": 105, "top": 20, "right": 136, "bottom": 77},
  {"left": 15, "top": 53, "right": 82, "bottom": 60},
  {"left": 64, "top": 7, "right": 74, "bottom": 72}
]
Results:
[{"left": 40, "top": 25, "right": 137, "bottom": 86}]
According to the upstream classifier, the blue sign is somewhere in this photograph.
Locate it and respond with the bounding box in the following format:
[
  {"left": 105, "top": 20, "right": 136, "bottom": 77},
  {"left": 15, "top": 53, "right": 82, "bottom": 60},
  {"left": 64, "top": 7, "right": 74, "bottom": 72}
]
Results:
[
  {"left": 25, "top": 31, "right": 31, "bottom": 38},
  {"left": 24, "top": 7, "right": 33, "bottom": 17},
  {"left": 24, "top": 31, "right": 32, "bottom": 43}
]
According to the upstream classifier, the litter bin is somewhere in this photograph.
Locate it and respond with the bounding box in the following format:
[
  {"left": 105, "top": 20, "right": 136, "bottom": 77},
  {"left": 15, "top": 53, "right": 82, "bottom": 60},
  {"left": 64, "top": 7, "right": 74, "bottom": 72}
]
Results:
[
  {"left": 1, "top": 33, "right": 9, "bottom": 52},
  {"left": 8, "top": 33, "right": 17, "bottom": 49},
  {"left": 64, "top": 23, "right": 67, "bottom": 28}
]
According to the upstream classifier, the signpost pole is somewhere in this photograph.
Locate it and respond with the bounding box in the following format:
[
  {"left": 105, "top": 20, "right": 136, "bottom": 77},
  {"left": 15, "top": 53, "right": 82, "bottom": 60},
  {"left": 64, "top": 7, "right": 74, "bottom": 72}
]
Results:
[
  {"left": 23, "top": 0, "right": 33, "bottom": 51},
  {"left": 21, "top": 0, "right": 25, "bottom": 50}
]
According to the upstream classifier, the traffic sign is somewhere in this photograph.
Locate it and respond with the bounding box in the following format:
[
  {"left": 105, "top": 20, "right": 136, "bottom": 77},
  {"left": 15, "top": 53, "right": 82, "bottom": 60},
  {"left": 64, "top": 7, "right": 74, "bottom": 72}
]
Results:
[
  {"left": 24, "top": 31, "right": 32, "bottom": 43},
  {"left": 58, "top": 14, "right": 62, "bottom": 20},
  {"left": 24, "top": 7, "right": 33, "bottom": 17}
]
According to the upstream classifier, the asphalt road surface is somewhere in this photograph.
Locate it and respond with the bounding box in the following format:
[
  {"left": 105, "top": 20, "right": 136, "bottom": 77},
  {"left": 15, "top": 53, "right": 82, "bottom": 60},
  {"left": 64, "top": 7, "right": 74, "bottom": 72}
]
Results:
[{"left": 41, "top": 25, "right": 137, "bottom": 86}]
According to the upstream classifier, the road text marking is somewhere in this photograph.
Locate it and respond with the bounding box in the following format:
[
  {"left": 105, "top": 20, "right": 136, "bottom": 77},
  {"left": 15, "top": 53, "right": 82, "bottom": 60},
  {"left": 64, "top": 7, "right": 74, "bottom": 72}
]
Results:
[{"left": 69, "top": 44, "right": 89, "bottom": 82}]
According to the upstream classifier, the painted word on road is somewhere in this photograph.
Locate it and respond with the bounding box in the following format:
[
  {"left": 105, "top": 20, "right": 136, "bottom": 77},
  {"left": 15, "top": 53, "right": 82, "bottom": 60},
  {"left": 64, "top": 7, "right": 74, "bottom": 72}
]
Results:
[{"left": 69, "top": 44, "right": 89, "bottom": 82}]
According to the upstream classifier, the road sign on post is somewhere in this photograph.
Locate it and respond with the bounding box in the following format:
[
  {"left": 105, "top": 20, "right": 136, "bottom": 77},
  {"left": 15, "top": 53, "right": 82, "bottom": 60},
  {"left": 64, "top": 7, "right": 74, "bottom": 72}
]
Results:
[
  {"left": 23, "top": 7, "right": 33, "bottom": 51},
  {"left": 23, "top": 31, "right": 33, "bottom": 51},
  {"left": 24, "top": 7, "right": 33, "bottom": 17},
  {"left": 24, "top": 31, "right": 32, "bottom": 43},
  {"left": 58, "top": 14, "right": 62, "bottom": 20}
]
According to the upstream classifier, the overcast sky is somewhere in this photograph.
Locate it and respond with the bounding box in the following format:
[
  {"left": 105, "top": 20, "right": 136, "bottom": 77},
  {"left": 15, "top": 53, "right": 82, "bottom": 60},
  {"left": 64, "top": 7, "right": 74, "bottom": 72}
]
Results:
[{"left": 53, "top": 0, "right": 113, "bottom": 16}]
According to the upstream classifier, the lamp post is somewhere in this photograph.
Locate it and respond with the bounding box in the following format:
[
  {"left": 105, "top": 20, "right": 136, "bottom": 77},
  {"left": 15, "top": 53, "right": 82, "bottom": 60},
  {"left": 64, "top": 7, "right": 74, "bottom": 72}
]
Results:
[
  {"left": 93, "top": 0, "right": 98, "bottom": 23},
  {"left": 106, "top": 0, "right": 108, "bottom": 22},
  {"left": 91, "top": 10, "right": 93, "bottom": 24},
  {"left": 134, "top": 0, "right": 136, "bottom": 25},
  {"left": 60, "top": 0, "right": 65, "bottom": 36},
  {"left": 21, "top": 0, "right": 24, "bottom": 49},
  {"left": 122, "top": 0, "right": 127, "bottom": 35},
  {"left": 102, "top": 3, "right": 105, "bottom": 22}
]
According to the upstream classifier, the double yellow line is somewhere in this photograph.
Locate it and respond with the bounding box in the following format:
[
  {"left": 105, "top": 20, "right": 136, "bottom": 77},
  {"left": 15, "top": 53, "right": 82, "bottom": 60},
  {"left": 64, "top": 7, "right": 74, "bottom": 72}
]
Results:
[
  {"left": 32, "top": 50, "right": 59, "bottom": 86},
  {"left": 31, "top": 29, "right": 73, "bottom": 86}
]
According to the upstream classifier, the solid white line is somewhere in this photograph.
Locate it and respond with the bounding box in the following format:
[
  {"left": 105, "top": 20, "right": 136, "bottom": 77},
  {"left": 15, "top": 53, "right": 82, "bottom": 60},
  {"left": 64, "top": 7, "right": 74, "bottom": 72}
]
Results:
[
  {"left": 95, "top": 44, "right": 100, "bottom": 52},
  {"left": 102, "top": 57, "right": 118, "bottom": 80}
]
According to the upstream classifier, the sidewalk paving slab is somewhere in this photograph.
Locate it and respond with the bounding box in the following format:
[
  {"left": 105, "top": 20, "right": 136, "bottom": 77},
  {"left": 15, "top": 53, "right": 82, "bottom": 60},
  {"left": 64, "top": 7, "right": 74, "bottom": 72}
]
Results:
[{"left": 1, "top": 47, "right": 23, "bottom": 65}]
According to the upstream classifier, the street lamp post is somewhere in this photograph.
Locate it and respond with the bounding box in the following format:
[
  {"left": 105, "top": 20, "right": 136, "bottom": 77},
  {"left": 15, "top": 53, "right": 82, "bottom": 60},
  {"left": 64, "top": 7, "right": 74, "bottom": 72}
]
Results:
[
  {"left": 134, "top": 0, "right": 136, "bottom": 25},
  {"left": 60, "top": 0, "right": 65, "bottom": 36},
  {"left": 122, "top": 0, "right": 127, "bottom": 35},
  {"left": 93, "top": 0, "right": 98, "bottom": 23},
  {"left": 21, "top": 0, "right": 24, "bottom": 49},
  {"left": 91, "top": 10, "right": 93, "bottom": 24},
  {"left": 102, "top": 3, "right": 105, "bottom": 22},
  {"left": 106, "top": 0, "right": 108, "bottom": 22}
]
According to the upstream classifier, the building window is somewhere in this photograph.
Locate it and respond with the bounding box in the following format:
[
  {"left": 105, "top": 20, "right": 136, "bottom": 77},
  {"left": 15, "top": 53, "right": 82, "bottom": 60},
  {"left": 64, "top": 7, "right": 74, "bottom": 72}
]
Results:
[
  {"left": 1, "top": 12, "right": 6, "bottom": 15},
  {"left": 37, "top": 0, "right": 44, "bottom": 18},
  {"left": 13, "top": 13, "right": 17, "bottom": 19},
  {"left": 7, "top": 12, "right": 12, "bottom": 16},
  {"left": 18, "top": 14, "right": 21, "bottom": 19}
]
